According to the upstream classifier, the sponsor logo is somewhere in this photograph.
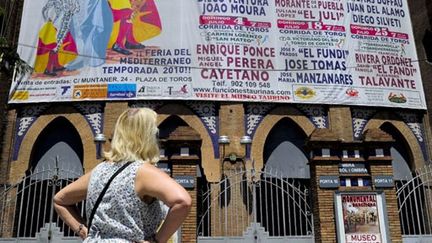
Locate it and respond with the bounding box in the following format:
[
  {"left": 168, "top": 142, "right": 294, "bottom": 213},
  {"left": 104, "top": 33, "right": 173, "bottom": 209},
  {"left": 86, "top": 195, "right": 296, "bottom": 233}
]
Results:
[
  {"left": 73, "top": 84, "right": 107, "bottom": 99},
  {"left": 11, "top": 88, "right": 57, "bottom": 100},
  {"left": 108, "top": 91, "right": 135, "bottom": 98},
  {"left": 73, "top": 89, "right": 82, "bottom": 99},
  {"left": 60, "top": 86, "right": 71, "bottom": 95},
  {"left": 345, "top": 88, "right": 359, "bottom": 98},
  {"left": 388, "top": 92, "right": 407, "bottom": 103},
  {"left": 164, "top": 84, "right": 190, "bottom": 97},
  {"left": 57, "top": 85, "right": 72, "bottom": 99},
  {"left": 294, "top": 87, "right": 315, "bottom": 99},
  {"left": 107, "top": 83, "right": 136, "bottom": 99},
  {"left": 11, "top": 91, "right": 29, "bottom": 100},
  {"left": 137, "top": 85, "right": 162, "bottom": 96},
  {"left": 180, "top": 84, "right": 188, "bottom": 94}
]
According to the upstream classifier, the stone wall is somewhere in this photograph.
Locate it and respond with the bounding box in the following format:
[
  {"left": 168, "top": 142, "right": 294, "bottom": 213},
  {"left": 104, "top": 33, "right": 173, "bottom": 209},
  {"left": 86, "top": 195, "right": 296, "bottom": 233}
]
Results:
[{"left": 409, "top": 0, "right": 432, "bottom": 158}]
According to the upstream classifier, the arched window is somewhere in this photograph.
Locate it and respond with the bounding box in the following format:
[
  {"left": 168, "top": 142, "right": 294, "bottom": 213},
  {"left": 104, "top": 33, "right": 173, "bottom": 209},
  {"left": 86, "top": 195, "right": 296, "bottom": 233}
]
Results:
[
  {"left": 158, "top": 116, "right": 209, "bottom": 237},
  {"left": 380, "top": 122, "right": 412, "bottom": 180},
  {"left": 381, "top": 122, "right": 430, "bottom": 235},
  {"left": 263, "top": 118, "right": 309, "bottom": 178},
  {"left": 158, "top": 115, "right": 188, "bottom": 139},
  {"left": 257, "top": 118, "right": 311, "bottom": 236},
  {"left": 14, "top": 117, "right": 84, "bottom": 237},
  {"left": 29, "top": 117, "right": 84, "bottom": 179}
]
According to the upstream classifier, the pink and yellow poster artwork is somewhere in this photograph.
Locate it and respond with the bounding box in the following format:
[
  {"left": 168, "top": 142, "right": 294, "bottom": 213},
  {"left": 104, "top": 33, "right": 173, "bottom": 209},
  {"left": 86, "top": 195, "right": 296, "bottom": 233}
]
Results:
[{"left": 32, "top": 0, "right": 161, "bottom": 77}]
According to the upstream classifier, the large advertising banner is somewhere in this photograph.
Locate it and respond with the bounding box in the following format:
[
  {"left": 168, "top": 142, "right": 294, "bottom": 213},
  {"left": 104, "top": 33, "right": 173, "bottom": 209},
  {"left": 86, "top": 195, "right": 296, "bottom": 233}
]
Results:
[{"left": 10, "top": 0, "right": 426, "bottom": 109}]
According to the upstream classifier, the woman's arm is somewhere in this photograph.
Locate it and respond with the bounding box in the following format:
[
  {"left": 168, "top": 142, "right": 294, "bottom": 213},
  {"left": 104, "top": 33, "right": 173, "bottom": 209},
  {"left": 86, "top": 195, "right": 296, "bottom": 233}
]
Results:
[
  {"left": 136, "top": 164, "right": 192, "bottom": 243},
  {"left": 53, "top": 171, "right": 92, "bottom": 239}
]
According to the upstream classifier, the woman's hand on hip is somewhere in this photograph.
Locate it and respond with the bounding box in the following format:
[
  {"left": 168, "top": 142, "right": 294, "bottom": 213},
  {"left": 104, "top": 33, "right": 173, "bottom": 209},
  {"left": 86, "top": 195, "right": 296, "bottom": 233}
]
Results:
[{"left": 77, "top": 225, "right": 88, "bottom": 239}]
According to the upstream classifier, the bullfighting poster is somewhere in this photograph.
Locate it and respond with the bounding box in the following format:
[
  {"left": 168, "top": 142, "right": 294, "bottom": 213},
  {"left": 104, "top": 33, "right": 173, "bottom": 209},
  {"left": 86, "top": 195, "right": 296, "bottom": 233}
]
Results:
[
  {"left": 335, "top": 192, "right": 390, "bottom": 243},
  {"left": 10, "top": 0, "right": 427, "bottom": 110}
]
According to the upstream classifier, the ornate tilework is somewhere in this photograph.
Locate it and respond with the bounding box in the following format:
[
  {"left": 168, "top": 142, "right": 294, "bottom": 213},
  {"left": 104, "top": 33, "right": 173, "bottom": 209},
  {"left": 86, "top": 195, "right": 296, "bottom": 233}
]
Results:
[
  {"left": 14, "top": 105, "right": 50, "bottom": 160},
  {"left": 396, "top": 111, "right": 429, "bottom": 161},
  {"left": 73, "top": 103, "right": 104, "bottom": 136},
  {"left": 351, "top": 108, "right": 376, "bottom": 139},
  {"left": 245, "top": 103, "right": 275, "bottom": 136},
  {"left": 396, "top": 112, "right": 424, "bottom": 143},
  {"left": 17, "top": 105, "right": 50, "bottom": 136},
  {"left": 186, "top": 101, "right": 217, "bottom": 134},
  {"left": 186, "top": 101, "right": 219, "bottom": 158},
  {"left": 296, "top": 104, "right": 328, "bottom": 128}
]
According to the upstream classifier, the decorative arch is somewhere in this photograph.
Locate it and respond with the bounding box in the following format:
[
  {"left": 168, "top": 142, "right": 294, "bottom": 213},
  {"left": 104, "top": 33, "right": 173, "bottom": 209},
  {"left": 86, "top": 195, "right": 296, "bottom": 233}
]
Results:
[
  {"left": 158, "top": 115, "right": 189, "bottom": 139},
  {"left": 11, "top": 107, "right": 97, "bottom": 183},
  {"left": 156, "top": 103, "right": 219, "bottom": 182},
  {"left": 364, "top": 112, "right": 426, "bottom": 170},
  {"left": 251, "top": 106, "right": 315, "bottom": 172}
]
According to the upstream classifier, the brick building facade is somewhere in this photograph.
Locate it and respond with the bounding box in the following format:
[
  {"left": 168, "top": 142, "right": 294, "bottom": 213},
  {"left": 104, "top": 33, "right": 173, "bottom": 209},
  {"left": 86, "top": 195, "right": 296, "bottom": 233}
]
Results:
[{"left": 1, "top": 0, "right": 432, "bottom": 243}]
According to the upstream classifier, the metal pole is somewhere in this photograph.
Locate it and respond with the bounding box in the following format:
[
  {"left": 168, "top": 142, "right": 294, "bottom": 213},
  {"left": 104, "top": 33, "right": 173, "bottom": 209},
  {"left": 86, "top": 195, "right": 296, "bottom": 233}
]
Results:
[
  {"left": 17, "top": 175, "right": 26, "bottom": 237},
  {"left": 224, "top": 175, "right": 228, "bottom": 236},
  {"left": 251, "top": 159, "right": 258, "bottom": 243},
  {"left": 281, "top": 175, "right": 286, "bottom": 236},
  {"left": 252, "top": 159, "right": 257, "bottom": 224},
  {"left": 48, "top": 156, "right": 60, "bottom": 242}
]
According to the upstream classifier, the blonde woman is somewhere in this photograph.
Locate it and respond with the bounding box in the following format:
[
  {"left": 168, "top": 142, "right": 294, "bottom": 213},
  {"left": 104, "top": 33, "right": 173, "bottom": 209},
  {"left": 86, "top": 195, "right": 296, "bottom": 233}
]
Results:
[{"left": 54, "top": 108, "right": 192, "bottom": 243}]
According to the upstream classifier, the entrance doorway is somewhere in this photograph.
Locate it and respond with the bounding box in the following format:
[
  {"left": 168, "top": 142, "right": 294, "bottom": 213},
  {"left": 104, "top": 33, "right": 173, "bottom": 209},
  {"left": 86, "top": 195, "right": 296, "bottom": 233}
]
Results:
[
  {"left": 0, "top": 117, "right": 84, "bottom": 239},
  {"left": 197, "top": 118, "right": 314, "bottom": 242}
]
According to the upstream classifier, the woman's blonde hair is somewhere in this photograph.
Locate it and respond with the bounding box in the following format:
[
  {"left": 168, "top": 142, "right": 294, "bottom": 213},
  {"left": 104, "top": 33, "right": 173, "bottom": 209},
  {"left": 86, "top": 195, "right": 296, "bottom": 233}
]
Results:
[{"left": 104, "top": 108, "right": 159, "bottom": 164}]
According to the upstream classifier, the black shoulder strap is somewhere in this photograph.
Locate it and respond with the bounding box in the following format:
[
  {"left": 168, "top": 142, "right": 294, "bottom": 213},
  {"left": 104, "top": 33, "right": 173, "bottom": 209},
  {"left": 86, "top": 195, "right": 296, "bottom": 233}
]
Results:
[{"left": 87, "top": 161, "right": 133, "bottom": 229}]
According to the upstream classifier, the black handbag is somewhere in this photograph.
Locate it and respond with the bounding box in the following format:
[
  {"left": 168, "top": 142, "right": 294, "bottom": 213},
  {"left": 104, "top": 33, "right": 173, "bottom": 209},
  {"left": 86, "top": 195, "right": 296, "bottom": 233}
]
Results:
[{"left": 87, "top": 161, "right": 133, "bottom": 229}]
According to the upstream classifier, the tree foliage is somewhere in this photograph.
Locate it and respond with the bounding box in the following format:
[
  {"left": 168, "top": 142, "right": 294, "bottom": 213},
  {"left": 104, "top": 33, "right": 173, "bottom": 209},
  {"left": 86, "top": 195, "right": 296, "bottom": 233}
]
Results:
[{"left": 0, "top": 5, "right": 32, "bottom": 77}]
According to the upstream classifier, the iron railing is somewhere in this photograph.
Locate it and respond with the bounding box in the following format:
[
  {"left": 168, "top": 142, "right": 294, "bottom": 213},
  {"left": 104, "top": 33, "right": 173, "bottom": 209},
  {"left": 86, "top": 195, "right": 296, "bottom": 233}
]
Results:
[
  {"left": 197, "top": 166, "right": 313, "bottom": 238},
  {"left": 0, "top": 160, "right": 84, "bottom": 238},
  {"left": 396, "top": 164, "right": 432, "bottom": 236}
]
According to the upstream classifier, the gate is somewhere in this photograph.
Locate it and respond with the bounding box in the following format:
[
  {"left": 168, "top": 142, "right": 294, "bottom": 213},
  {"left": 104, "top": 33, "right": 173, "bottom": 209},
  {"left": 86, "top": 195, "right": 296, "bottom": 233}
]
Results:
[
  {"left": 0, "top": 158, "right": 83, "bottom": 242},
  {"left": 396, "top": 164, "right": 432, "bottom": 243},
  {"left": 197, "top": 166, "right": 314, "bottom": 243}
]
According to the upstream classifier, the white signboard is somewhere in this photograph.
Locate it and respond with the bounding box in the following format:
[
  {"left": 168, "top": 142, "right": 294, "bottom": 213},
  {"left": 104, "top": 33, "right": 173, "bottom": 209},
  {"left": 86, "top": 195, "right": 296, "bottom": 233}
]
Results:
[{"left": 10, "top": 0, "right": 426, "bottom": 109}]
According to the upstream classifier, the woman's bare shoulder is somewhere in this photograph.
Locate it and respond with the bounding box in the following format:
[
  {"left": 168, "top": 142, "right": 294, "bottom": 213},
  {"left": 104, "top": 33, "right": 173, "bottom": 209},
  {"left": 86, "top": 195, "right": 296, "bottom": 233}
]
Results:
[
  {"left": 136, "top": 163, "right": 170, "bottom": 181},
  {"left": 138, "top": 162, "right": 164, "bottom": 173},
  {"left": 135, "top": 162, "right": 173, "bottom": 197}
]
